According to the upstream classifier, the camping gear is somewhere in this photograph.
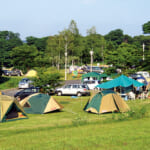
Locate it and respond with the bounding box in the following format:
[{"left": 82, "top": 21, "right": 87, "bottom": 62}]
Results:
[
  {"left": 0, "top": 95, "right": 28, "bottom": 122},
  {"left": 96, "top": 75, "right": 144, "bottom": 89},
  {"left": 84, "top": 90, "right": 130, "bottom": 114},
  {"left": 20, "top": 93, "right": 63, "bottom": 114}
]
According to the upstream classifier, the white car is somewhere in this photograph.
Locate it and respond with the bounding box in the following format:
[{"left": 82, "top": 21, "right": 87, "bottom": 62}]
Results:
[
  {"left": 18, "top": 78, "right": 33, "bottom": 89},
  {"left": 55, "top": 84, "right": 90, "bottom": 96},
  {"left": 83, "top": 80, "right": 101, "bottom": 90}
]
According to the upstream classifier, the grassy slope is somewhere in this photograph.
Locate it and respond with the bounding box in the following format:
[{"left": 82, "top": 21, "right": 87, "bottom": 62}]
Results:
[
  {"left": 0, "top": 97, "right": 150, "bottom": 150},
  {"left": 0, "top": 76, "right": 23, "bottom": 90}
]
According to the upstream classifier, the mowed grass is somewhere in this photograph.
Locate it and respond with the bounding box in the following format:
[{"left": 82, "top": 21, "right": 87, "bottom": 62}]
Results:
[
  {"left": 0, "top": 96, "right": 150, "bottom": 150},
  {"left": 0, "top": 76, "right": 24, "bottom": 90}
]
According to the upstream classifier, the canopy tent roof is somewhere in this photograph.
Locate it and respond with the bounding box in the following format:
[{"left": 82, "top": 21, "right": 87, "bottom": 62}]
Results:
[
  {"left": 96, "top": 75, "right": 144, "bottom": 89},
  {"left": 82, "top": 72, "right": 109, "bottom": 82},
  {"left": 82, "top": 72, "right": 101, "bottom": 82}
]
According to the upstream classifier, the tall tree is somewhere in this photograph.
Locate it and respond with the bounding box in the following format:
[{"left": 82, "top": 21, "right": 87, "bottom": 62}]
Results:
[
  {"left": 143, "top": 21, "right": 150, "bottom": 34},
  {"left": 11, "top": 44, "right": 38, "bottom": 72},
  {"left": 105, "top": 43, "right": 140, "bottom": 70},
  {"left": 104, "top": 29, "right": 124, "bottom": 46},
  {"left": 0, "top": 31, "right": 23, "bottom": 67}
]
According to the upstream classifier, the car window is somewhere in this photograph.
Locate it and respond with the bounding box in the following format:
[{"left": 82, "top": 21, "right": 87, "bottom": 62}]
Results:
[
  {"left": 32, "top": 89, "right": 37, "bottom": 92},
  {"left": 72, "top": 85, "right": 79, "bottom": 88},
  {"left": 64, "top": 85, "right": 71, "bottom": 88},
  {"left": 23, "top": 89, "right": 31, "bottom": 92}
]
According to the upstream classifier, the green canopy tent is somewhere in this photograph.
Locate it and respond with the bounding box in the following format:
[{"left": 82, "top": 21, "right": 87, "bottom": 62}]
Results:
[
  {"left": 96, "top": 75, "right": 144, "bottom": 90},
  {"left": 0, "top": 95, "right": 28, "bottom": 122},
  {"left": 84, "top": 90, "right": 130, "bottom": 114},
  {"left": 82, "top": 72, "right": 103, "bottom": 82},
  {"left": 20, "top": 93, "right": 63, "bottom": 114}
]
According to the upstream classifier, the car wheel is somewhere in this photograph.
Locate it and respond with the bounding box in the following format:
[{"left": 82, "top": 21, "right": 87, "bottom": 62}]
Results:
[
  {"left": 57, "top": 91, "right": 62, "bottom": 96},
  {"left": 77, "top": 92, "right": 82, "bottom": 97}
]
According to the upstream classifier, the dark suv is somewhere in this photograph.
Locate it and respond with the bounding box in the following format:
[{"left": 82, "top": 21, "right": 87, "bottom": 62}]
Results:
[
  {"left": 2, "top": 70, "right": 21, "bottom": 76},
  {"left": 14, "top": 87, "right": 40, "bottom": 101}
]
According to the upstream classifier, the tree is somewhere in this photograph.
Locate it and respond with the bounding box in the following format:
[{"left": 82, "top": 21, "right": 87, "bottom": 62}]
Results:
[
  {"left": 105, "top": 43, "right": 140, "bottom": 71},
  {"left": 143, "top": 21, "right": 150, "bottom": 34},
  {"left": 69, "top": 20, "right": 79, "bottom": 36},
  {"left": 11, "top": 44, "right": 38, "bottom": 72},
  {"left": 33, "top": 68, "right": 63, "bottom": 93},
  {"left": 104, "top": 29, "right": 124, "bottom": 46},
  {"left": 0, "top": 31, "right": 23, "bottom": 67},
  {"left": 87, "top": 26, "right": 97, "bottom": 35}
]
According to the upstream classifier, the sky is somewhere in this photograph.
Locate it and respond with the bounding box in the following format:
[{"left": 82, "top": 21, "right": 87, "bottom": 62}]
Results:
[{"left": 0, "top": 0, "right": 150, "bottom": 40}]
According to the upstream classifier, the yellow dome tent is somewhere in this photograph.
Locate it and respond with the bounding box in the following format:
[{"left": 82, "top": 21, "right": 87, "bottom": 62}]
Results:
[{"left": 25, "top": 69, "right": 37, "bottom": 77}]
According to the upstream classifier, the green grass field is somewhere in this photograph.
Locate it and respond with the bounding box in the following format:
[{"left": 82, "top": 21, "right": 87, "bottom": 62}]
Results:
[{"left": 0, "top": 96, "right": 150, "bottom": 150}]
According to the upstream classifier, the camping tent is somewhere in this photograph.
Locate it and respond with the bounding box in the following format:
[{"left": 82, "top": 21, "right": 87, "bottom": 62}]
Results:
[
  {"left": 84, "top": 90, "right": 130, "bottom": 114},
  {"left": 0, "top": 95, "right": 28, "bottom": 122},
  {"left": 81, "top": 72, "right": 101, "bottom": 82},
  {"left": 96, "top": 75, "right": 144, "bottom": 89},
  {"left": 25, "top": 69, "right": 37, "bottom": 77},
  {"left": 20, "top": 93, "right": 63, "bottom": 114}
]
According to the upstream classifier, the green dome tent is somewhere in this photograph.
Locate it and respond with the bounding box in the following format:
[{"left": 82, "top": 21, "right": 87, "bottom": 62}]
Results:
[
  {"left": 84, "top": 90, "right": 130, "bottom": 114},
  {"left": 0, "top": 95, "right": 28, "bottom": 122},
  {"left": 20, "top": 93, "right": 63, "bottom": 114}
]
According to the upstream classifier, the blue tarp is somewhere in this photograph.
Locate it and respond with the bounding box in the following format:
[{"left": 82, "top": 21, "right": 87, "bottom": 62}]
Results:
[{"left": 96, "top": 75, "right": 144, "bottom": 89}]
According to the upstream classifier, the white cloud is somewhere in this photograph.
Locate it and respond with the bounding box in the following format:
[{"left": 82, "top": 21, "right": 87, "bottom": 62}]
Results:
[{"left": 81, "top": 0, "right": 97, "bottom": 5}]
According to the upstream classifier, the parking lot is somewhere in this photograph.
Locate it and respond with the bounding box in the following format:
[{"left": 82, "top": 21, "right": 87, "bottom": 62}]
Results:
[{"left": 2, "top": 80, "right": 81, "bottom": 97}]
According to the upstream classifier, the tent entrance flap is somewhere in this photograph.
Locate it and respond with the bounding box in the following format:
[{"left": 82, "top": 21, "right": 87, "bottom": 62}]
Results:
[{"left": 5, "top": 103, "right": 27, "bottom": 121}]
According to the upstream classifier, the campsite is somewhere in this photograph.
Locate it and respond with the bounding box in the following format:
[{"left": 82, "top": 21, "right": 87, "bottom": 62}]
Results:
[
  {"left": 1, "top": 1, "right": 150, "bottom": 149},
  {"left": 0, "top": 95, "right": 150, "bottom": 150}
]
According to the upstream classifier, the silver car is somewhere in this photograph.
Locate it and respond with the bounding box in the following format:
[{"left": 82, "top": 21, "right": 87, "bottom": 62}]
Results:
[
  {"left": 55, "top": 84, "right": 90, "bottom": 97},
  {"left": 18, "top": 78, "right": 33, "bottom": 89}
]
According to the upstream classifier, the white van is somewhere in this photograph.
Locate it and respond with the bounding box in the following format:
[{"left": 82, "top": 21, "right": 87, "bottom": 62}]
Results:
[
  {"left": 83, "top": 80, "right": 101, "bottom": 90},
  {"left": 136, "top": 71, "right": 150, "bottom": 78}
]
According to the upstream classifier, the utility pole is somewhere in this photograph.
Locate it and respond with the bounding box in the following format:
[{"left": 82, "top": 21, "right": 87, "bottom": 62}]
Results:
[{"left": 143, "top": 43, "right": 145, "bottom": 61}]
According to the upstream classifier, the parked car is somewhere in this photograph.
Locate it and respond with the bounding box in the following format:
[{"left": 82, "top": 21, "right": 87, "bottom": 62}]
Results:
[
  {"left": 18, "top": 78, "right": 33, "bottom": 89},
  {"left": 14, "top": 87, "right": 40, "bottom": 101},
  {"left": 83, "top": 80, "right": 101, "bottom": 90},
  {"left": 2, "top": 69, "right": 21, "bottom": 76},
  {"left": 83, "top": 66, "right": 104, "bottom": 73},
  {"left": 55, "top": 84, "right": 90, "bottom": 96}
]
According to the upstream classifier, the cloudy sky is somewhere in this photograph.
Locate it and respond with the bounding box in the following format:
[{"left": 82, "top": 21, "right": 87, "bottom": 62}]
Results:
[{"left": 0, "top": 0, "right": 149, "bottom": 40}]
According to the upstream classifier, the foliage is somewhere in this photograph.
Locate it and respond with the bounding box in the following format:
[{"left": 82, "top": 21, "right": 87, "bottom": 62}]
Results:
[
  {"left": 105, "top": 43, "right": 140, "bottom": 71},
  {"left": 143, "top": 21, "right": 150, "bottom": 34},
  {"left": 0, "top": 31, "right": 23, "bottom": 67},
  {"left": 11, "top": 44, "right": 39, "bottom": 72},
  {"left": 33, "top": 68, "right": 63, "bottom": 93},
  {"left": 1, "top": 20, "right": 150, "bottom": 73}
]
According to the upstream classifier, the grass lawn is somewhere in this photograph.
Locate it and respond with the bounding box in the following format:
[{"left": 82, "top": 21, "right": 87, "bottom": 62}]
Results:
[
  {"left": 0, "top": 76, "right": 24, "bottom": 90},
  {"left": 0, "top": 96, "right": 150, "bottom": 150}
]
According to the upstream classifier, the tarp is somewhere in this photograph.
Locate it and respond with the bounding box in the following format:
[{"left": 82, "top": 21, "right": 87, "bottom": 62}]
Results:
[
  {"left": 81, "top": 72, "right": 101, "bottom": 82},
  {"left": 20, "top": 93, "right": 63, "bottom": 114},
  {"left": 96, "top": 75, "right": 144, "bottom": 89},
  {"left": 84, "top": 90, "right": 130, "bottom": 114}
]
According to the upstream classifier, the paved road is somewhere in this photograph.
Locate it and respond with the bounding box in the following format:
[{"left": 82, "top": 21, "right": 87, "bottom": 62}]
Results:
[
  {"left": 2, "top": 80, "right": 82, "bottom": 97},
  {"left": 2, "top": 88, "right": 21, "bottom": 97}
]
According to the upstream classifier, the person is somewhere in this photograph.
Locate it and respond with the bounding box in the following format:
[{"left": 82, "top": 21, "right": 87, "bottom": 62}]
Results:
[{"left": 136, "top": 86, "right": 140, "bottom": 99}]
